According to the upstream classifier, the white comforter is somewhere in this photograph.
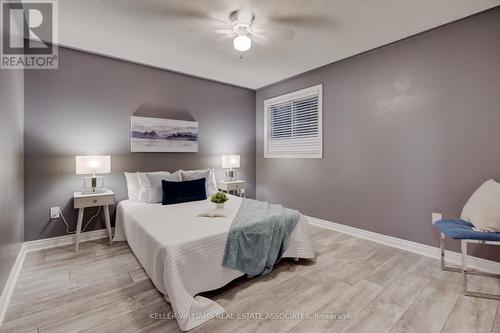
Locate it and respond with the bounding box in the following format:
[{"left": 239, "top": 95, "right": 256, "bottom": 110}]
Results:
[{"left": 114, "top": 196, "right": 315, "bottom": 331}]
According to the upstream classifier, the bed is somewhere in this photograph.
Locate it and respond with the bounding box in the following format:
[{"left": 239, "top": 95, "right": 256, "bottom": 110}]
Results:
[{"left": 113, "top": 195, "right": 315, "bottom": 331}]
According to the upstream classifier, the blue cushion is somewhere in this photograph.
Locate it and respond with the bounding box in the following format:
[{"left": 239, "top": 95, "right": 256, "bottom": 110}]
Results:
[
  {"left": 162, "top": 178, "right": 207, "bottom": 205},
  {"left": 435, "top": 219, "right": 500, "bottom": 241}
]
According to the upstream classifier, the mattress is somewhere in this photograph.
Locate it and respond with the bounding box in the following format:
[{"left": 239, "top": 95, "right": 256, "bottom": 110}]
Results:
[{"left": 113, "top": 195, "right": 315, "bottom": 331}]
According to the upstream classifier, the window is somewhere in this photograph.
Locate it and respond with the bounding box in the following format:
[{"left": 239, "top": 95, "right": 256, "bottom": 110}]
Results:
[{"left": 264, "top": 84, "right": 323, "bottom": 158}]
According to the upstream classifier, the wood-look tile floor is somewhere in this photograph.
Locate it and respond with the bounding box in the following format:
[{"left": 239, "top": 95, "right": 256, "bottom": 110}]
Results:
[{"left": 1, "top": 225, "right": 499, "bottom": 333}]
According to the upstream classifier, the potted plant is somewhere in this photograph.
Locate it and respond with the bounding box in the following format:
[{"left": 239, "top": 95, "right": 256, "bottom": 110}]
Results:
[{"left": 210, "top": 191, "right": 229, "bottom": 209}]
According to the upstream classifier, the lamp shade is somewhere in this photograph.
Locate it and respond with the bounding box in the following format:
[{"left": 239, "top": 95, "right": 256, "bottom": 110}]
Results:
[
  {"left": 75, "top": 156, "right": 111, "bottom": 175},
  {"left": 221, "top": 155, "right": 240, "bottom": 169}
]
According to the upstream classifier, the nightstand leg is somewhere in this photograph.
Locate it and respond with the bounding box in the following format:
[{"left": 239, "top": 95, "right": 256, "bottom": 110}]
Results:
[
  {"left": 104, "top": 205, "right": 112, "bottom": 245},
  {"left": 75, "top": 208, "right": 84, "bottom": 252}
]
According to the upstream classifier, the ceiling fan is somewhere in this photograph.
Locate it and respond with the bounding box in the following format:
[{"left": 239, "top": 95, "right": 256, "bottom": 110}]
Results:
[
  {"left": 214, "top": 9, "right": 295, "bottom": 52},
  {"left": 229, "top": 10, "right": 255, "bottom": 52},
  {"left": 116, "top": 2, "right": 334, "bottom": 53}
]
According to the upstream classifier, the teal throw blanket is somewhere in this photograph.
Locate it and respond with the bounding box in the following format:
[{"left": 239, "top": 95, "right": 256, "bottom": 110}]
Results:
[{"left": 222, "top": 198, "right": 300, "bottom": 277}]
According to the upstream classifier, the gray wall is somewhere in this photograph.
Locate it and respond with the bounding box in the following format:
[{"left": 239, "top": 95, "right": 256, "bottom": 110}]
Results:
[
  {"left": 256, "top": 8, "right": 500, "bottom": 261},
  {"left": 0, "top": 67, "right": 24, "bottom": 291},
  {"left": 24, "top": 47, "right": 256, "bottom": 241}
]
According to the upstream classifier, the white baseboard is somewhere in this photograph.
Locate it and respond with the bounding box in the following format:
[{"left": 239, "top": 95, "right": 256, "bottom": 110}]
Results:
[
  {"left": 0, "top": 228, "right": 113, "bottom": 326},
  {"left": 0, "top": 243, "right": 26, "bottom": 326},
  {"left": 308, "top": 217, "right": 500, "bottom": 275},
  {"left": 23, "top": 228, "right": 114, "bottom": 252}
]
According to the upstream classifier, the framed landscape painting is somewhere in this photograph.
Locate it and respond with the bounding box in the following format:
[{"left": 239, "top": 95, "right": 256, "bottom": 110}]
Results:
[{"left": 131, "top": 116, "right": 198, "bottom": 152}]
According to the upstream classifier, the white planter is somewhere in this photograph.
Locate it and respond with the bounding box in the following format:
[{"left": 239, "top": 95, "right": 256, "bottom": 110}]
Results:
[{"left": 215, "top": 203, "right": 225, "bottom": 209}]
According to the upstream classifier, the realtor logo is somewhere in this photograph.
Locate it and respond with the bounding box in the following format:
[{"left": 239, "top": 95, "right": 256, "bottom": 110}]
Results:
[{"left": 1, "top": 0, "right": 58, "bottom": 69}]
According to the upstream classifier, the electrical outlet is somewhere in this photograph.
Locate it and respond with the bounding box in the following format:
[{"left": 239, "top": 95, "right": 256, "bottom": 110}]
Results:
[
  {"left": 432, "top": 212, "right": 442, "bottom": 225},
  {"left": 50, "top": 207, "right": 60, "bottom": 219}
]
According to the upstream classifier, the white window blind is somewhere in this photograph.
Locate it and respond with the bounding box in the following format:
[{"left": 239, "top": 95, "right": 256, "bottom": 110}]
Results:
[{"left": 264, "top": 84, "right": 322, "bottom": 158}]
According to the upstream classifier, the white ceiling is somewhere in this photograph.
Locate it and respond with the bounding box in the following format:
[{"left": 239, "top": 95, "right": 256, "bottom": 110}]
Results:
[{"left": 57, "top": 0, "right": 500, "bottom": 89}]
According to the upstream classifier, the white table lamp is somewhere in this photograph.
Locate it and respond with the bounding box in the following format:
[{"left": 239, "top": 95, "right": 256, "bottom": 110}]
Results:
[
  {"left": 221, "top": 155, "right": 240, "bottom": 181},
  {"left": 75, "top": 155, "right": 111, "bottom": 193}
]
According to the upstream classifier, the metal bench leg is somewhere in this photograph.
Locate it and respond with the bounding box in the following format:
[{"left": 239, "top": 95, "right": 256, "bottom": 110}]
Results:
[
  {"left": 461, "top": 239, "right": 500, "bottom": 301},
  {"left": 461, "top": 240, "right": 468, "bottom": 294},
  {"left": 440, "top": 233, "right": 460, "bottom": 273},
  {"left": 441, "top": 233, "right": 496, "bottom": 276},
  {"left": 440, "top": 232, "right": 445, "bottom": 269},
  {"left": 440, "top": 234, "right": 500, "bottom": 300}
]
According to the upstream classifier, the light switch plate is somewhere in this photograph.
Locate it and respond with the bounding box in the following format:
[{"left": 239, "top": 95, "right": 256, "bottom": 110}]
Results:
[
  {"left": 432, "top": 212, "right": 442, "bottom": 225},
  {"left": 50, "top": 207, "right": 60, "bottom": 219}
]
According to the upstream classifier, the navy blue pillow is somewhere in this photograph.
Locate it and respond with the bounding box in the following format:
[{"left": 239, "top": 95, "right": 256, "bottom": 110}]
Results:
[{"left": 162, "top": 178, "right": 207, "bottom": 205}]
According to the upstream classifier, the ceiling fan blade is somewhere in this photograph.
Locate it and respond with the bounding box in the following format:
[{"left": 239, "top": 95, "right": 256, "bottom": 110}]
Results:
[
  {"left": 115, "top": 0, "right": 230, "bottom": 27},
  {"left": 252, "top": 25, "right": 295, "bottom": 42},
  {"left": 250, "top": 32, "right": 272, "bottom": 47},
  {"left": 116, "top": 1, "right": 202, "bottom": 19},
  {"left": 267, "top": 15, "right": 334, "bottom": 29},
  {"left": 214, "top": 29, "right": 235, "bottom": 35}
]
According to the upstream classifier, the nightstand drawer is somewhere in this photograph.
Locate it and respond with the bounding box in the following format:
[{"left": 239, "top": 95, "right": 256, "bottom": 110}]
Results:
[
  {"left": 216, "top": 180, "right": 247, "bottom": 194},
  {"left": 74, "top": 194, "right": 114, "bottom": 209},
  {"left": 226, "top": 183, "right": 245, "bottom": 191}
]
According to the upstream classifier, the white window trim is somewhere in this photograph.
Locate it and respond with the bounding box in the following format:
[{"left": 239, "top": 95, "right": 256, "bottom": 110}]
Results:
[{"left": 264, "top": 84, "right": 323, "bottom": 159}]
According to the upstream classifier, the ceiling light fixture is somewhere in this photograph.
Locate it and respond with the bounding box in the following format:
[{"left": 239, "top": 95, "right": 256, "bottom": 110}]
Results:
[
  {"left": 233, "top": 34, "right": 251, "bottom": 52},
  {"left": 232, "top": 22, "right": 252, "bottom": 52}
]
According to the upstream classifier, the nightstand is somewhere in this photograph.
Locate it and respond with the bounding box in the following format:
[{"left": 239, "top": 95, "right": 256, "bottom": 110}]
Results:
[
  {"left": 73, "top": 190, "right": 115, "bottom": 252},
  {"left": 217, "top": 180, "right": 247, "bottom": 197}
]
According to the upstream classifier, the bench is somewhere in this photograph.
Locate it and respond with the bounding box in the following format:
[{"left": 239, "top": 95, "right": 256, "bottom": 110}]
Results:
[{"left": 435, "top": 219, "right": 500, "bottom": 300}]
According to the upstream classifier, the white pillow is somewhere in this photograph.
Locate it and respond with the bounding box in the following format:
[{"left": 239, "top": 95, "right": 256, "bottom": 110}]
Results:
[
  {"left": 180, "top": 169, "right": 218, "bottom": 196},
  {"left": 143, "top": 171, "right": 182, "bottom": 203},
  {"left": 461, "top": 179, "right": 500, "bottom": 232},
  {"left": 137, "top": 171, "right": 178, "bottom": 202},
  {"left": 124, "top": 172, "right": 140, "bottom": 201},
  {"left": 137, "top": 172, "right": 164, "bottom": 202}
]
